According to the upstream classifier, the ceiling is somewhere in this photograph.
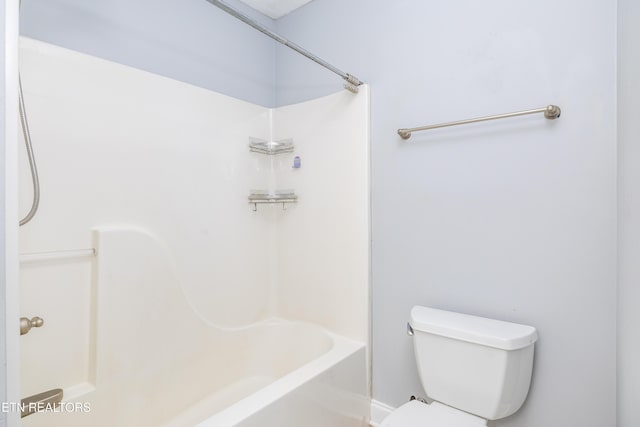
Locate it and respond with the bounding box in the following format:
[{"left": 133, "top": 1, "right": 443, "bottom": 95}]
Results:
[{"left": 237, "top": 0, "right": 315, "bottom": 19}]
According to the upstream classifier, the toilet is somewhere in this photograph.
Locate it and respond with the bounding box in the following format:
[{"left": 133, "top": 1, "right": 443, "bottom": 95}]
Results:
[{"left": 381, "top": 306, "right": 538, "bottom": 427}]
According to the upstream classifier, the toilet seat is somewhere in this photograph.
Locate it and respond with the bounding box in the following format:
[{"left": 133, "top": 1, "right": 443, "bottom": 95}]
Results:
[{"left": 380, "top": 400, "right": 487, "bottom": 427}]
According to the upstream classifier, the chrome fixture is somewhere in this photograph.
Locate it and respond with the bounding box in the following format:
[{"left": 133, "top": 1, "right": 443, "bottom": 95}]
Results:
[
  {"left": 20, "top": 316, "right": 44, "bottom": 336},
  {"left": 19, "top": 75, "right": 41, "bottom": 225},
  {"left": 407, "top": 322, "right": 414, "bottom": 336},
  {"left": 21, "top": 388, "right": 64, "bottom": 418},
  {"left": 203, "top": 0, "right": 363, "bottom": 93},
  {"left": 398, "top": 105, "right": 562, "bottom": 140},
  {"left": 18, "top": 1, "right": 41, "bottom": 226}
]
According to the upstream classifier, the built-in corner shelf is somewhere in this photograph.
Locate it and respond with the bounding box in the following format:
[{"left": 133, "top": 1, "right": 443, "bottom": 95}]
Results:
[
  {"left": 248, "top": 190, "right": 297, "bottom": 211},
  {"left": 249, "top": 137, "right": 294, "bottom": 155}
]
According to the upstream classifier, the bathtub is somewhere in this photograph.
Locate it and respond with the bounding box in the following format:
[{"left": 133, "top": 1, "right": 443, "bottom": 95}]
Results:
[
  {"left": 165, "top": 320, "right": 369, "bottom": 427},
  {"left": 24, "top": 319, "right": 368, "bottom": 427},
  {"left": 22, "top": 228, "right": 369, "bottom": 427}
]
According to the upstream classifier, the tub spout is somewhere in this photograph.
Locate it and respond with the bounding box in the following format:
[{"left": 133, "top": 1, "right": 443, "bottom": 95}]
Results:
[{"left": 21, "top": 388, "right": 64, "bottom": 418}]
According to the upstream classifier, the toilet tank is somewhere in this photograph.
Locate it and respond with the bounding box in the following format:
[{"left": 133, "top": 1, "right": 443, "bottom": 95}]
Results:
[{"left": 410, "top": 306, "right": 538, "bottom": 420}]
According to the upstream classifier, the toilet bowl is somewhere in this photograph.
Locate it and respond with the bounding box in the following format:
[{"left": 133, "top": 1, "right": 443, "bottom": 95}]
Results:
[{"left": 380, "top": 306, "right": 538, "bottom": 427}]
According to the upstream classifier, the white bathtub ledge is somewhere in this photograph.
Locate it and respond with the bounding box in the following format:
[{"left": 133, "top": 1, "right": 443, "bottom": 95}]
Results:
[{"left": 196, "top": 335, "right": 365, "bottom": 427}]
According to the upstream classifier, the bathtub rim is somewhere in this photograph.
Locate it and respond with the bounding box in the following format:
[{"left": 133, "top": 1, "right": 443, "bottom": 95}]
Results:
[{"left": 192, "top": 322, "right": 367, "bottom": 427}]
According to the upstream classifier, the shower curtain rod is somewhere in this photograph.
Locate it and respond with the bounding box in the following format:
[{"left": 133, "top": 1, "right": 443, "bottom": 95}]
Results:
[{"left": 203, "top": 0, "right": 363, "bottom": 93}]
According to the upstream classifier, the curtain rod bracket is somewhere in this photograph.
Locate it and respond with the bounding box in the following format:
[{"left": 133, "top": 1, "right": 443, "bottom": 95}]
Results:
[{"left": 343, "top": 74, "right": 363, "bottom": 93}]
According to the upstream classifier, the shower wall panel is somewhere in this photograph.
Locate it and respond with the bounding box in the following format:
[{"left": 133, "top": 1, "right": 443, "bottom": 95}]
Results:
[
  {"left": 18, "top": 36, "right": 275, "bottom": 398},
  {"left": 273, "top": 88, "right": 370, "bottom": 344}
]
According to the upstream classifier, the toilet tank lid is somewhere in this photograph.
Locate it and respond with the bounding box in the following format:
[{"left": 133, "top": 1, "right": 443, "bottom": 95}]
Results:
[{"left": 410, "top": 306, "right": 538, "bottom": 351}]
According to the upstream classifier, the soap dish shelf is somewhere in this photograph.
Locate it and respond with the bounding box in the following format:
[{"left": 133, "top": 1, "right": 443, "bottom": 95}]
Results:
[
  {"left": 249, "top": 137, "right": 294, "bottom": 155},
  {"left": 249, "top": 191, "right": 297, "bottom": 211}
]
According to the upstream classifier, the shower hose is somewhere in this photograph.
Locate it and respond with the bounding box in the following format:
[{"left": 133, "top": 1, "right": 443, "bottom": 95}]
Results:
[{"left": 18, "top": 73, "right": 40, "bottom": 226}]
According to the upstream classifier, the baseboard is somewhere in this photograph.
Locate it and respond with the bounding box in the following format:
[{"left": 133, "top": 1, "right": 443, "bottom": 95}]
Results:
[{"left": 370, "top": 399, "right": 395, "bottom": 427}]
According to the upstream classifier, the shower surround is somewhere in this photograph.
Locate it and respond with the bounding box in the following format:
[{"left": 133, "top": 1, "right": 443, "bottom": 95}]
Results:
[{"left": 18, "top": 37, "right": 369, "bottom": 426}]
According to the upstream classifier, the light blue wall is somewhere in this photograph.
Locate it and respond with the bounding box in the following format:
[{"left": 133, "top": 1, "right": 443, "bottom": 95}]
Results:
[
  {"left": 20, "top": 0, "right": 278, "bottom": 107},
  {"left": 277, "top": 1, "right": 617, "bottom": 427}
]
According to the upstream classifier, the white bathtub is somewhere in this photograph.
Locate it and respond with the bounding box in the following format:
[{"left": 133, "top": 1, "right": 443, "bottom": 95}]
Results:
[
  {"left": 22, "top": 228, "right": 369, "bottom": 427},
  {"left": 24, "top": 319, "right": 368, "bottom": 427},
  {"left": 165, "top": 320, "right": 369, "bottom": 427}
]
